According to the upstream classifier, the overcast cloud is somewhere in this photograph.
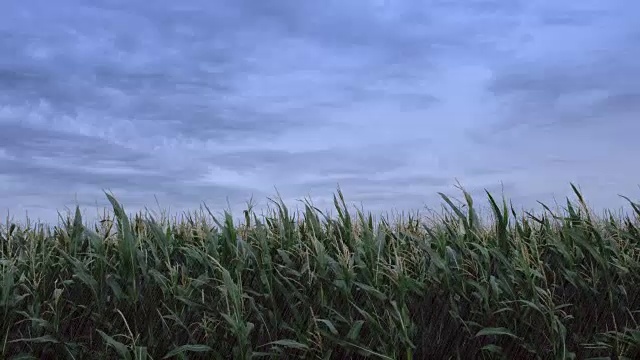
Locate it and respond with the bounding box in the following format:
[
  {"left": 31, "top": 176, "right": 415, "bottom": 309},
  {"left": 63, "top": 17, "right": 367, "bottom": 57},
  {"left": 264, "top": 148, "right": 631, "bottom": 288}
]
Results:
[{"left": 1, "top": 0, "right": 639, "bottom": 223}]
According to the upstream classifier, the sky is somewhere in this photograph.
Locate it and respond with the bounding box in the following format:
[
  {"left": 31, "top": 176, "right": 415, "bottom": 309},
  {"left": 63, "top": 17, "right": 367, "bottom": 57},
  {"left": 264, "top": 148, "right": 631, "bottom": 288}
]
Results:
[{"left": 1, "top": 0, "right": 639, "bottom": 224}]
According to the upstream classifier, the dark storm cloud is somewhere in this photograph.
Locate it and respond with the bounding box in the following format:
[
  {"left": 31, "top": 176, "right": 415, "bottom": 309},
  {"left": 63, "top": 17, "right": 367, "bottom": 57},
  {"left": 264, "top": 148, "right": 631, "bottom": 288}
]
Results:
[{"left": 1, "top": 0, "right": 639, "bottom": 223}]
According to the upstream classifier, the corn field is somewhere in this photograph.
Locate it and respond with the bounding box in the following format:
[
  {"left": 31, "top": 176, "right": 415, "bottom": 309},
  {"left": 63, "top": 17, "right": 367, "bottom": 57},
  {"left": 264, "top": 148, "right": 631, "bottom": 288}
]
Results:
[{"left": 1, "top": 184, "right": 640, "bottom": 359}]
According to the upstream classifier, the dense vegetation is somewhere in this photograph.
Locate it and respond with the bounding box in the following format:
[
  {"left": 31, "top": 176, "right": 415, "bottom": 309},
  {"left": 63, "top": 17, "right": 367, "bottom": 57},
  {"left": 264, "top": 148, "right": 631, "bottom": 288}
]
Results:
[{"left": 1, "top": 184, "right": 639, "bottom": 359}]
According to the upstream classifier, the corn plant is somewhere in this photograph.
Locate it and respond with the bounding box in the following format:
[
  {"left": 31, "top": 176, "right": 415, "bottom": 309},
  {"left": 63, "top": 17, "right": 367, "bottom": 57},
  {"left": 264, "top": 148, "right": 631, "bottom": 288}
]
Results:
[{"left": 0, "top": 184, "right": 639, "bottom": 359}]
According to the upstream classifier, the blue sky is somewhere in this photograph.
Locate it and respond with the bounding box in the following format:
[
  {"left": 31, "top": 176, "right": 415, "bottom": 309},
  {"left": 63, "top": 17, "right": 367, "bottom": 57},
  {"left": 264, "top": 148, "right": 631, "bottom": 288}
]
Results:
[{"left": 1, "top": 0, "right": 639, "bottom": 223}]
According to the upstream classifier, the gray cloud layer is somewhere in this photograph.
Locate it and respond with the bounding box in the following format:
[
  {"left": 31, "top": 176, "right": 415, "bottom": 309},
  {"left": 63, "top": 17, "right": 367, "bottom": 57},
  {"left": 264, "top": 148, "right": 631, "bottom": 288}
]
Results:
[{"left": 1, "top": 0, "right": 639, "bottom": 223}]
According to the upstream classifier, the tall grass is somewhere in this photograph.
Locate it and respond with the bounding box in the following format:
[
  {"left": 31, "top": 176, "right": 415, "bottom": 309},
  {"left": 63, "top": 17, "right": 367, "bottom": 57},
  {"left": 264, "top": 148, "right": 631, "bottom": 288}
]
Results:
[{"left": 1, "top": 184, "right": 639, "bottom": 359}]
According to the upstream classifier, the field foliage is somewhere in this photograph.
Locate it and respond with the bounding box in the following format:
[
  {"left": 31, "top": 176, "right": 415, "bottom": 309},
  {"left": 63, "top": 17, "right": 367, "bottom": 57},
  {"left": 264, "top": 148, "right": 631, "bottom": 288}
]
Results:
[{"left": 1, "top": 184, "right": 640, "bottom": 359}]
